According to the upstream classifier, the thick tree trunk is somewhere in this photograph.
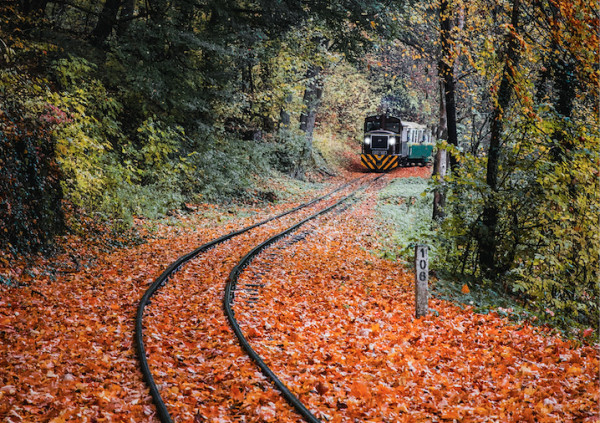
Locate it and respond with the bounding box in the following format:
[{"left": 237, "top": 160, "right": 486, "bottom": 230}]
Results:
[
  {"left": 279, "top": 94, "right": 292, "bottom": 129},
  {"left": 479, "top": 0, "right": 521, "bottom": 279},
  {"left": 117, "top": 0, "right": 135, "bottom": 35},
  {"left": 439, "top": 0, "right": 458, "bottom": 170},
  {"left": 551, "top": 60, "right": 576, "bottom": 160},
  {"left": 260, "top": 63, "right": 275, "bottom": 133},
  {"left": 433, "top": 81, "right": 448, "bottom": 220},
  {"left": 90, "top": 0, "right": 122, "bottom": 47},
  {"left": 298, "top": 65, "right": 323, "bottom": 169}
]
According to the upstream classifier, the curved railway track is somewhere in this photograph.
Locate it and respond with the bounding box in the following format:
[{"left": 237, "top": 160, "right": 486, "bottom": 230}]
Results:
[{"left": 136, "top": 175, "right": 382, "bottom": 422}]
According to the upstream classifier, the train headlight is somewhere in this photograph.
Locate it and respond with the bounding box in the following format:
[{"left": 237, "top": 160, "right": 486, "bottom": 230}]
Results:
[
  {"left": 389, "top": 136, "right": 396, "bottom": 145},
  {"left": 364, "top": 136, "right": 371, "bottom": 145}
]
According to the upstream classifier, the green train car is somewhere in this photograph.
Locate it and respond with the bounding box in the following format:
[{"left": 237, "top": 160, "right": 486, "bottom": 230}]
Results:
[
  {"left": 403, "top": 121, "right": 434, "bottom": 166},
  {"left": 361, "top": 114, "right": 433, "bottom": 171}
]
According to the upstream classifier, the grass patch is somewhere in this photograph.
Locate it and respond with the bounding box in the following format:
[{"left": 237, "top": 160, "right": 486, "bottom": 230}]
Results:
[{"left": 374, "top": 177, "right": 434, "bottom": 264}]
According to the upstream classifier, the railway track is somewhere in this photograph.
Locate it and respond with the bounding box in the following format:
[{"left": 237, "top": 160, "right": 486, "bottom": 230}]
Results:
[{"left": 136, "top": 175, "right": 384, "bottom": 422}]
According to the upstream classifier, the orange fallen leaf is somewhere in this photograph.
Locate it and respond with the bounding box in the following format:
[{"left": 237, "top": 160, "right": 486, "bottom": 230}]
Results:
[
  {"left": 461, "top": 284, "right": 470, "bottom": 294},
  {"left": 231, "top": 385, "right": 244, "bottom": 401},
  {"left": 442, "top": 409, "right": 462, "bottom": 420},
  {"left": 316, "top": 382, "right": 328, "bottom": 395},
  {"left": 350, "top": 381, "right": 371, "bottom": 400}
]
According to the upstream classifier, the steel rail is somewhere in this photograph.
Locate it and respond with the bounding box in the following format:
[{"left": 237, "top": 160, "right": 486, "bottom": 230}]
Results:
[
  {"left": 223, "top": 176, "right": 382, "bottom": 423},
  {"left": 135, "top": 177, "right": 364, "bottom": 423}
]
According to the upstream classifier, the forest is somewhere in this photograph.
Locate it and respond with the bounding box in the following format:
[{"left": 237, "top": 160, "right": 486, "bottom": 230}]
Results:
[
  {"left": 0, "top": 0, "right": 598, "bottom": 421},
  {"left": 2, "top": 0, "right": 597, "bottom": 332}
]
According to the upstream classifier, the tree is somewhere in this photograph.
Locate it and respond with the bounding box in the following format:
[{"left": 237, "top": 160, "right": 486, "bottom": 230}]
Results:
[
  {"left": 298, "top": 64, "right": 324, "bottom": 169},
  {"left": 432, "top": 81, "right": 448, "bottom": 220},
  {"left": 438, "top": 0, "right": 459, "bottom": 169},
  {"left": 90, "top": 0, "right": 122, "bottom": 46},
  {"left": 478, "top": 0, "right": 522, "bottom": 279}
]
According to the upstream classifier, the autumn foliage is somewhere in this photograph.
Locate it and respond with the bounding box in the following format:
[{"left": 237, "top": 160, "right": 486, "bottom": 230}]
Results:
[{"left": 3, "top": 169, "right": 594, "bottom": 422}]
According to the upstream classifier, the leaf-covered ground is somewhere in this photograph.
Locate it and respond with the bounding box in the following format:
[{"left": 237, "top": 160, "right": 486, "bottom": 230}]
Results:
[{"left": 1, "top": 167, "right": 598, "bottom": 422}]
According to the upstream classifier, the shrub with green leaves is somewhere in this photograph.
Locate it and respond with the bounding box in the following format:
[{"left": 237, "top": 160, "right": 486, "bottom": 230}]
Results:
[
  {"left": 0, "top": 53, "right": 68, "bottom": 255},
  {"left": 437, "top": 120, "right": 599, "bottom": 330}
]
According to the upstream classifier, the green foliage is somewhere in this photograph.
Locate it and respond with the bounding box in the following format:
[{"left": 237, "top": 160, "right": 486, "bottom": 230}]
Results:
[
  {"left": 320, "top": 61, "right": 380, "bottom": 141},
  {"left": 185, "top": 134, "right": 270, "bottom": 203},
  {"left": 47, "top": 57, "right": 193, "bottom": 227},
  {"left": 436, "top": 120, "right": 599, "bottom": 330},
  {"left": 129, "top": 117, "right": 190, "bottom": 184},
  {"left": 265, "top": 129, "right": 308, "bottom": 175},
  {"left": 48, "top": 56, "right": 121, "bottom": 212},
  {"left": 315, "top": 60, "right": 381, "bottom": 168},
  {"left": 512, "top": 132, "right": 599, "bottom": 329},
  {"left": 0, "top": 68, "right": 64, "bottom": 256},
  {"left": 0, "top": 113, "right": 65, "bottom": 256}
]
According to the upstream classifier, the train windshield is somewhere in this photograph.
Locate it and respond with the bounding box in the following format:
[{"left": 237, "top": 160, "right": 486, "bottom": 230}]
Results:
[
  {"left": 365, "top": 119, "right": 381, "bottom": 132},
  {"left": 365, "top": 115, "right": 401, "bottom": 133}
]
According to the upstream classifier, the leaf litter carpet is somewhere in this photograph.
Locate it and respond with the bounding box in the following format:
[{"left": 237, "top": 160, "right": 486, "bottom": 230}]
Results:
[{"left": 0, "top": 168, "right": 598, "bottom": 422}]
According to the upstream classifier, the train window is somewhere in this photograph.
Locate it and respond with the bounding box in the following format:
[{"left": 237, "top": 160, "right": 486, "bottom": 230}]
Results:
[
  {"left": 365, "top": 121, "right": 381, "bottom": 132},
  {"left": 385, "top": 122, "right": 400, "bottom": 132}
]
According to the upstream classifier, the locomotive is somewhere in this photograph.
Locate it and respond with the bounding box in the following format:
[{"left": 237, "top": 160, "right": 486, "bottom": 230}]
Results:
[{"left": 360, "top": 114, "right": 434, "bottom": 171}]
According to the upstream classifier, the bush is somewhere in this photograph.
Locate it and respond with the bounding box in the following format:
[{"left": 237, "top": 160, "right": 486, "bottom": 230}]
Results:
[
  {"left": 0, "top": 69, "right": 65, "bottom": 257},
  {"left": 437, "top": 125, "right": 599, "bottom": 331}
]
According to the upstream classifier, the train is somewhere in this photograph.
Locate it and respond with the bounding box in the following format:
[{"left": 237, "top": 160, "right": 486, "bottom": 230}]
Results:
[{"left": 360, "top": 114, "right": 434, "bottom": 171}]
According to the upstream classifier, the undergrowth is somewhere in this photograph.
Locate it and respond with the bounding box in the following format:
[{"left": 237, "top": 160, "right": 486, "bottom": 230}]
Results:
[{"left": 374, "top": 176, "right": 598, "bottom": 344}]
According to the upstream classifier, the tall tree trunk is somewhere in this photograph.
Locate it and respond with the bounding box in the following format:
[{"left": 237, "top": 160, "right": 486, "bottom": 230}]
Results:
[
  {"left": 260, "top": 63, "right": 275, "bottom": 133},
  {"left": 433, "top": 81, "right": 448, "bottom": 220},
  {"left": 279, "top": 94, "right": 292, "bottom": 129},
  {"left": 298, "top": 65, "right": 323, "bottom": 172},
  {"left": 551, "top": 59, "right": 576, "bottom": 161},
  {"left": 479, "top": 0, "right": 522, "bottom": 279},
  {"left": 90, "top": 0, "right": 122, "bottom": 47},
  {"left": 439, "top": 0, "right": 458, "bottom": 170},
  {"left": 117, "top": 0, "right": 135, "bottom": 35}
]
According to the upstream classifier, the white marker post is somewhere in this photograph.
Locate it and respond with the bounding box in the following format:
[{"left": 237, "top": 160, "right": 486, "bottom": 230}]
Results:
[{"left": 415, "top": 245, "right": 429, "bottom": 318}]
